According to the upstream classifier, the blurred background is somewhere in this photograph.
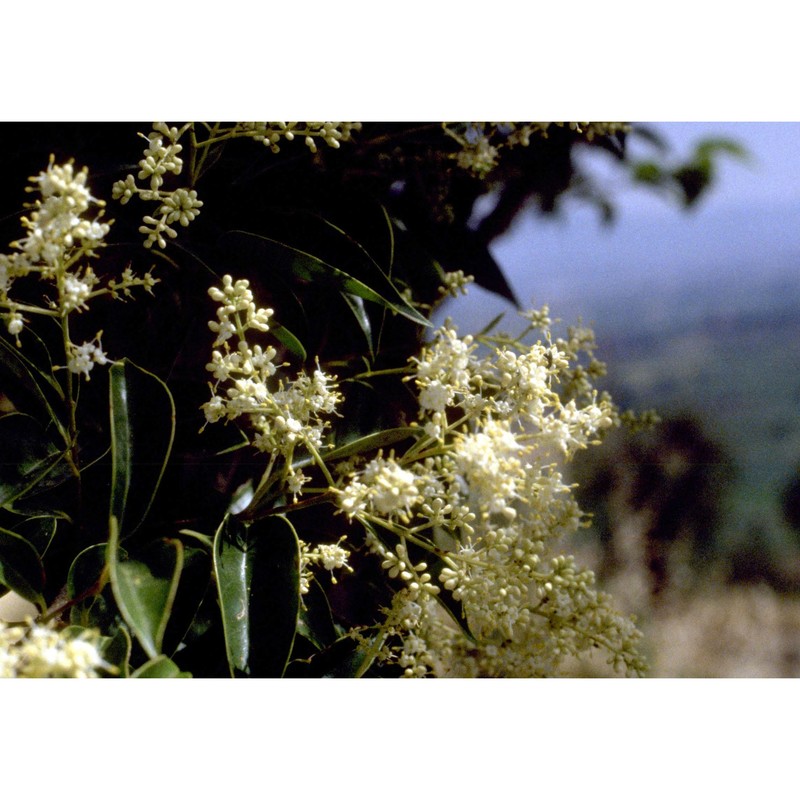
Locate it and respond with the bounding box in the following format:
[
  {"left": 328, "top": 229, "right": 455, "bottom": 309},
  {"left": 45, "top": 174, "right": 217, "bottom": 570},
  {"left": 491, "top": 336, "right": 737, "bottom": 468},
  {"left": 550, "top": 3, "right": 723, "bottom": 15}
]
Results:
[{"left": 441, "top": 122, "right": 800, "bottom": 676}]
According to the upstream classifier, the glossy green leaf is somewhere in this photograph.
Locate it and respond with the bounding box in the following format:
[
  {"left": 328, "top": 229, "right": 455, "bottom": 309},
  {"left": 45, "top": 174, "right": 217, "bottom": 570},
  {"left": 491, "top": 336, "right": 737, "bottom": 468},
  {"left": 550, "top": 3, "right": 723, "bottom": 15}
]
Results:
[
  {"left": 107, "top": 519, "right": 184, "bottom": 660},
  {"left": 0, "top": 413, "right": 68, "bottom": 509},
  {"left": 0, "top": 527, "right": 46, "bottom": 612},
  {"left": 341, "top": 292, "right": 374, "bottom": 358},
  {"left": 327, "top": 427, "right": 422, "bottom": 462},
  {"left": 229, "top": 230, "right": 430, "bottom": 327},
  {"left": 161, "top": 545, "right": 212, "bottom": 657},
  {"left": 66, "top": 543, "right": 109, "bottom": 628},
  {"left": 67, "top": 544, "right": 107, "bottom": 608},
  {"left": 213, "top": 513, "right": 300, "bottom": 677},
  {"left": 131, "top": 655, "right": 192, "bottom": 678},
  {"left": 9, "top": 515, "right": 58, "bottom": 558},
  {"left": 109, "top": 359, "right": 175, "bottom": 538},
  {"left": 271, "top": 322, "right": 307, "bottom": 362},
  {"left": 302, "top": 631, "right": 387, "bottom": 678},
  {"left": 100, "top": 625, "right": 132, "bottom": 678}
]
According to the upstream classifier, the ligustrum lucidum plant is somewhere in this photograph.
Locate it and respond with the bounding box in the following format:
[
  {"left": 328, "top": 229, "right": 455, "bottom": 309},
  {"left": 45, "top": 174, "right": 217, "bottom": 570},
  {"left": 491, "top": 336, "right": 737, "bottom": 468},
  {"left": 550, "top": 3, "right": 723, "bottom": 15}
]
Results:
[{"left": 0, "top": 122, "right": 658, "bottom": 677}]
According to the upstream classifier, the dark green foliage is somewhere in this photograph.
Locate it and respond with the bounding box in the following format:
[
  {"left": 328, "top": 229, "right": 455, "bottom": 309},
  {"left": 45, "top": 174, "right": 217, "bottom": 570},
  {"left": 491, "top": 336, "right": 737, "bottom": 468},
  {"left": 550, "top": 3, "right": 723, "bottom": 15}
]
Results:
[{"left": 0, "top": 121, "right": 724, "bottom": 676}]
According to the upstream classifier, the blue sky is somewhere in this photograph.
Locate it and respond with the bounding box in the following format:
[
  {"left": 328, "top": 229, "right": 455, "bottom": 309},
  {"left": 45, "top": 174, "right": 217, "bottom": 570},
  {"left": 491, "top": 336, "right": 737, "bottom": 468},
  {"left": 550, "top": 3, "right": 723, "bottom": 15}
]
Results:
[{"left": 448, "top": 122, "right": 800, "bottom": 328}]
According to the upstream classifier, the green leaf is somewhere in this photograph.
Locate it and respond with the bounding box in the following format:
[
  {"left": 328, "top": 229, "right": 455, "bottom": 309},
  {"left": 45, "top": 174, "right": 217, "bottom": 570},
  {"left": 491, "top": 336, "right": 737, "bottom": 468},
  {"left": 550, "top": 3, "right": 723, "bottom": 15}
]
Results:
[
  {"left": 477, "top": 312, "right": 507, "bottom": 337},
  {"left": 9, "top": 515, "right": 58, "bottom": 558},
  {"left": 694, "top": 137, "right": 749, "bottom": 162},
  {"left": 65, "top": 543, "right": 117, "bottom": 631},
  {"left": 632, "top": 161, "right": 664, "bottom": 185},
  {"left": 67, "top": 543, "right": 115, "bottom": 630},
  {"left": 0, "top": 527, "right": 46, "bottom": 612},
  {"left": 327, "top": 426, "right": 423, "bottom": 462},
  {"left": 109, "top": 359, "right": 175, "bottom": 538},
  {"left": 67, "top": 543, "right": 108, "bottom": 601},
  {"left": 0, "top": 413, "right": 69, "bottom": 509},
  {"left": 0, "top": 333, "right": 66, "bottom": 438},
  {"left": 340, "top": 292, "right": 374, "bottom": 359},
  {"left": 228, "top": 230, "right": 430, "bottom": 328},
  {"left": 161, "top": 545, "right": 212, "bottom": 657},
  {"left": 213, "top": 513, "right": 300, "bottom": 677},
  {"left": 131, "top": 654, "right": 192, "bottom": 678},
  {"left": 271, "top": 322, "right": 307, "bottom": 362},
  {"left": 301, "top": 631, "right": 387, "bottom": 678},
  {"left": 100, "top": 626, "right": 132, "bottom": 678},
  {"left": 107, "top": 519, "right": 184, "bottom": 660},
  {"left": 296, "top": 578, "right": 339, "bottom": 651}
]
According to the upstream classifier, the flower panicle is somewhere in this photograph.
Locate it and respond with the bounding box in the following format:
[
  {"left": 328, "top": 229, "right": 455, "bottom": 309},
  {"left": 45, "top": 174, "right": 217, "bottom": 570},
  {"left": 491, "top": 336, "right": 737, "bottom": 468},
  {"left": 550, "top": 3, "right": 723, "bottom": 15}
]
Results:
[
  {"left": 0, "top": 619, "right": 112, "bottom": 679},
  {"left": 0, "top": 159, "right": 158, "bottom": 377},
  {"left": 333, "top": 308, "right": 642, "bottom": 677},
  {"left": 113, "top": 122, "right": 362, "bottom": 248}
]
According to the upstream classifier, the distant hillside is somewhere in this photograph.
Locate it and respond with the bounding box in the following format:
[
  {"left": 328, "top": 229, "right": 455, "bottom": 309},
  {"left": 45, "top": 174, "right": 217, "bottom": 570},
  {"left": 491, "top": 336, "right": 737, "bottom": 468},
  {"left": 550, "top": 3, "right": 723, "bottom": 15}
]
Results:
[{"left": 591, "top": 265, "right": 800, "bottom": 559}]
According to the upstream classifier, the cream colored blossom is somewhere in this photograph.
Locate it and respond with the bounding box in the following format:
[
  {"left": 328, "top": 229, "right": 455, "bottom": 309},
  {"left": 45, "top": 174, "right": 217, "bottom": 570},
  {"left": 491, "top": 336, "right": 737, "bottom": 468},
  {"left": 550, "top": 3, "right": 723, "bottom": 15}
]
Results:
[
  {"left": 66, "top": 333, "right": 110, "bottom": 380},
  {"left": 202, "top": 275, "right": 342, "bottom": 480},
  {"left": 339, "top": 305, "right": 644, "bottom": 677},
  {"left": 0, "top": 620, "right": 110, "bottom": 678},
  {"left": 1, "top": 159, "right": 157, "bottom": 360}
]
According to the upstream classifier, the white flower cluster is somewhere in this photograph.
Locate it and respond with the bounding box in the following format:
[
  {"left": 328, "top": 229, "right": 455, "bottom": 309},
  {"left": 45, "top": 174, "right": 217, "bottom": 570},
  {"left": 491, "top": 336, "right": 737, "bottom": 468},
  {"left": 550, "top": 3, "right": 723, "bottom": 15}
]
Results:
[
  {"left": 298, "top": 538, "right": 353, "bottom": 595},
  {"left": 112, "top": 122, "right": 203, "bottom": 249},
  {"left": 66, "top": 333, "right": 110, "bottom": 380},
  {"left": 0, "top": 159, "right": 109, "bottom": 340},
  {"left": 438, "top": 269, "right": 475, "bottom": 299},
  {"left": 114, "top": 122, "right": 361, "bottom": 248},
  {"left": 0, "top": 619, "right": 109, "bottom": 678},
  {"left": 202, "top": 275, "right": 342, "bottom": 473},
  {"left": 335, "top": 312, "right": 645, "bottom": 677},
  {"left": 374, "top": 589, "right": 439, "bottom": 678},
  {"left": 234, "top": 122, "right": 363, "bottom": 154},
  {"left": 443, "top": 122, "right": 631, "bottom": 177},
  {"left": 0, "top": 159, "right": 157, "bottom": 375}
]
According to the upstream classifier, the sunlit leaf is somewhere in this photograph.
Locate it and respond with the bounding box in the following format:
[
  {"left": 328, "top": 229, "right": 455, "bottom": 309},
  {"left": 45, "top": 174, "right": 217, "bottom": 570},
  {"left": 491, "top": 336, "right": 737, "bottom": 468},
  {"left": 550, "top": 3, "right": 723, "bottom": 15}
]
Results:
[
  {"left": 131, "top": 654, "right": 192, "bottom": 678},
  {"left": 341, "top": 292, "right": 374, "bottom": 358},
  {"left": 477, "top": 312, "right": 507, "bottom": 337},
  {"left": 327, "top": 427, "right": 422, "bottom": 462},
  {"left": 301, "top": 631, "right": 387, "bottom": 678},
  {"left": 100, "top": 625, "right": 132, "bottom": 678},
  {"left": 213, "top": 513, "right": 300, "bottom": 677},
  {"left": 694, "top": 137, "right": 749, "bottom": 162},
  {"left": 109, "top": 359, "right": 175, "bottom": 538},
  {"left": 107, "top": 519, "right": 183, "bottom": 660},
  {"left": 632, "top": 161, "right": 664, "bottom": 185},
  {"left": 271, "top": 322, "right": 307, "bottom": 361}
]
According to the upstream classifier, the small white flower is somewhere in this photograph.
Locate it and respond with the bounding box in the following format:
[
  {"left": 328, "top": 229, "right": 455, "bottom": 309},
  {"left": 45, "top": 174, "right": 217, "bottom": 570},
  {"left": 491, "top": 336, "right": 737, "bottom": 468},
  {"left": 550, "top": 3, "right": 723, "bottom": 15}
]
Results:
[
  {"left": 66, "top": 334, "right": 110, "bottom": 380},
  {"left": 6, "top": 311, "right": 24, "bottom": 336}
]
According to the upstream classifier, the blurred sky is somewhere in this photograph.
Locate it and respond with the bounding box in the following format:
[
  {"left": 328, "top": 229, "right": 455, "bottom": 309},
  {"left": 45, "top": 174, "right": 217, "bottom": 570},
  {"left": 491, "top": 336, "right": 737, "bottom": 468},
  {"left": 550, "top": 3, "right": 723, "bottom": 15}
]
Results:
[{"left": 450, "top": 122, "right": 800, "bottom": 327}]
